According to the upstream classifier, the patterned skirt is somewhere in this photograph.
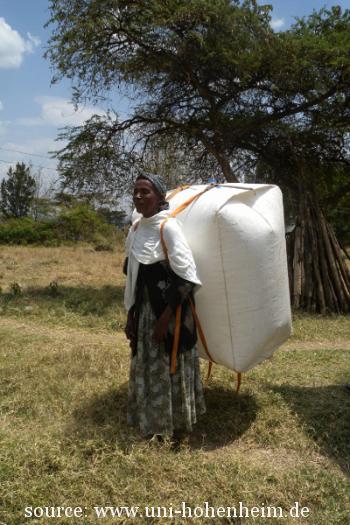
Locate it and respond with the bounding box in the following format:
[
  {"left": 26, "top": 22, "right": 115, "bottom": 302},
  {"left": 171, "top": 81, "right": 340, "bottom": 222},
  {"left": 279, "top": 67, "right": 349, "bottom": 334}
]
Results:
[{"left": 127, "top": 289, "right": 206, "bottom": 437}]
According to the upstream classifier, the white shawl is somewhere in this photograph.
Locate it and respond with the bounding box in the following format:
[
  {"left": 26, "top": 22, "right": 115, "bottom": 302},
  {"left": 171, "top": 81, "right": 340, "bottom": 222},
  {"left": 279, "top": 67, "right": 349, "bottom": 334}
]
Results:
[{"left": 124, "top": 210, "right": 201, "bottom": 310}]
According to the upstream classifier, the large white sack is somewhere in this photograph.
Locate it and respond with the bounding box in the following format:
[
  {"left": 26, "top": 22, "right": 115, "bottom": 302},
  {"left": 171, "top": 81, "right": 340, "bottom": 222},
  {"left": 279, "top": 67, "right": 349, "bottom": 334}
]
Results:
[{"left": 165, "top": 183, "right": 292, "bottom": 373}]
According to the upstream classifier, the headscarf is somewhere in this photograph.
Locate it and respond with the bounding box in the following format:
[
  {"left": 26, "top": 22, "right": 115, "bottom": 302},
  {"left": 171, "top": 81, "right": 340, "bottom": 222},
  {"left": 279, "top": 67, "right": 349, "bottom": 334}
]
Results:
[
  {"left": 136, "top": 172, "right": 169, "bottom": 210},
  {"left": 136, "top": 172, "right": 166, "bottom": 196}
]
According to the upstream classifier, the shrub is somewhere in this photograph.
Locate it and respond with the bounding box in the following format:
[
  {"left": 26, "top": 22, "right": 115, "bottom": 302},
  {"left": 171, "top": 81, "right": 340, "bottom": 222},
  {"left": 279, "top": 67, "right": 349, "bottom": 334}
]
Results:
[
  {"left": 56, "top": 204, "right": 111, "bottom": 242},
  {"left": 0, "top": 217, "right": 57, "bottom": 245},
  {"left": 92, "top": 233, "right": 114, "bottom": 252},
  {"left": 0, "top": 204, "right": 117, "bottom": 246}
]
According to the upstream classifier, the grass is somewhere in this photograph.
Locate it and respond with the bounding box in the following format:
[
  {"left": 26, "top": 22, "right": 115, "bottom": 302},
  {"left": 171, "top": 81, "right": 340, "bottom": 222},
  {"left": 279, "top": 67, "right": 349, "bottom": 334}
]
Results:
[
  {"left": 0, "top": 245, "right": 126, "bottom": 331},
  {"left": 0, "top": 245, "right": 349, "bottom": 525}
]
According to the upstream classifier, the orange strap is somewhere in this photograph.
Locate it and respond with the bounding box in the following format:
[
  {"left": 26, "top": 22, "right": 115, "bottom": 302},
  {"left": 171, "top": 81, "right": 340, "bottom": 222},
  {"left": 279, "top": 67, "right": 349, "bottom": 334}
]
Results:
[
  {"left": 166, "top": 185, "right": 190, "bottom": 201},
  {"left": 236, "top": 372, "right": 242, "bottom": 394},
  {"left": 188, "top": 297, "right": 216, "bottom": 362},
  {"left": 160, "top": 183, "right": 218, "bottom": 263},
  {"left": 170, "top": 304, "right": 182, "bottom": 374},
  {"left": 168, "top": 183, "right": 218, "bottom": 218},
  {"left": 206, "top": 361, "right": 213, "bottom": 382}
]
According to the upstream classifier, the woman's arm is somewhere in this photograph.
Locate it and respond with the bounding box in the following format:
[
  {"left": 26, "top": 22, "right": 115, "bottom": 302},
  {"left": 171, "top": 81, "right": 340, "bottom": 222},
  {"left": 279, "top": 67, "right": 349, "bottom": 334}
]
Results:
[
  {"left": 165, "top": 276, "right": 195, "bottom": 312},
  {"left": 152, "top": 276, "right": 195, "bottom": 343},
  {"left": 153, "top": 218, "right": 199, "bottom": 343},
  {"left": 162, "top": 218, "right": 202, "bottom": 286}
]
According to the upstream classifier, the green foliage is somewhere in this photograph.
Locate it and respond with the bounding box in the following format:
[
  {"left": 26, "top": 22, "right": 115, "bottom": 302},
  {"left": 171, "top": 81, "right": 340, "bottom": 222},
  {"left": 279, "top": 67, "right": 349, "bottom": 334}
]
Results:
[
  {"left": 53, "top": 190, "right": 80, "bottom": 208},
  {"left": 96, "top": 207, "right": 127, "bottom": 228},
  {"left": 0, "top": 204, "right": 117, "bottom": 246},
  {"left": 327, "top": 207, "right": 350, "bottom": 245},
  {"left": 54, "top": 114, "right": 136, "bottom": 199},
  {"left": 0, "top": 217, "right": 57, "bottom": 245},
  {"left": 45, "top": 0, "right": 350, "bottom": 313},
  {"left": 57, "top": 204, "right": 111, "bottom": 242},
  {"left": 0, "top": 163, "right": 36, "bottom": 218},
  {"left": 92, "top": 232, "right": 114, "bottom": 252},
  {"left": 46, "top": 1, "right": 350, "bottom": 182},
  {"left": 316, "top": 164, "right": 350, "bottom": 244},
  {"left": 31, "top": 196, "right": 58, "bottom": 221}
]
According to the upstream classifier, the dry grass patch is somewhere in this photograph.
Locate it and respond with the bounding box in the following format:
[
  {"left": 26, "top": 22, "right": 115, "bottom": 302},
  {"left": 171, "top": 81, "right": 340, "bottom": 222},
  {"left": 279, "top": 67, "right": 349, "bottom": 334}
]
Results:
[
  {"left": 0, "top": 244, "right": 125, "bottom": 290},
  {"left": 291, "top": 312, "right": 350, "bottom": 343},
  {"left": 0, "top": 245, "right": 349, "bottom": 525},
  {"left": 1, "top": 325, "right": 349, "bottom": 525},
  {"left": 0, "top": 244, "right": 127, "bottom": 332}
]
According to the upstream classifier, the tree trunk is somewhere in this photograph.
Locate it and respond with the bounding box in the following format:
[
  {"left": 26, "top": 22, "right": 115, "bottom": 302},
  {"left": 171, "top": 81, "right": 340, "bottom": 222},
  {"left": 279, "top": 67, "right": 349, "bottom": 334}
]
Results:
[
  {"left": 199, "top": 135, "right": 238, "bottom": 182},
  {"left": 287, "top": 190, "right": 350, "bottom": 314},
  {"left": 218, "top": 154, "right": 238, "bottom": 182}
]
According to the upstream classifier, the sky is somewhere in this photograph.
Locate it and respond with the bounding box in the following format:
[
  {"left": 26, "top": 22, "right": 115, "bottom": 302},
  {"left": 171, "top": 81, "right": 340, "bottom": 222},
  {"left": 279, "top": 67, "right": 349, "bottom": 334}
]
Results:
[{"left": 0, "top": 0, "right": 349, "bottom": 189}]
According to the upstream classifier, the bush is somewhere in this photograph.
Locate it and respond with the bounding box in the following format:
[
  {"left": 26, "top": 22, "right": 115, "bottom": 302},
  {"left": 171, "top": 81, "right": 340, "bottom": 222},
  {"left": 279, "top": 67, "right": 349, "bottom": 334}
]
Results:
[
  {"left": 56, "top": 204, "right": 112, "bottom": 242},
  {"left": 92, "top": 233, "right": 114, "bottom": 251},
  {"left": 0, "top": 204, "right": 117, "bottom": 246},
  {"left": 0, "top": 217, "right": 57, "bottom": 245}
]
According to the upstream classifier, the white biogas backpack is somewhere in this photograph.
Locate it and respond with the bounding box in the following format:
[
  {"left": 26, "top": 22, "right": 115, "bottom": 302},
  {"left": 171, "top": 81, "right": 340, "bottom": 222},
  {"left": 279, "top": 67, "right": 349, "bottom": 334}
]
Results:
[{"left": 163, "top": 183, "right": 292, "bottom": 380}]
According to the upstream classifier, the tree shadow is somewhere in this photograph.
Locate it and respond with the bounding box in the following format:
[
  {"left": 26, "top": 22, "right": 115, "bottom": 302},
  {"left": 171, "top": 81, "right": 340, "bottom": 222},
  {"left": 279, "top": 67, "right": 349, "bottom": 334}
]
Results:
[
  {"left": 67, "top": 382, "right": 133, "bottom": 452},
  {"left": 273, "top": 384, "right": 350, "bottom": 476},
  {"left": 68, "top": 383, "right": 257, "bottom": 453}
]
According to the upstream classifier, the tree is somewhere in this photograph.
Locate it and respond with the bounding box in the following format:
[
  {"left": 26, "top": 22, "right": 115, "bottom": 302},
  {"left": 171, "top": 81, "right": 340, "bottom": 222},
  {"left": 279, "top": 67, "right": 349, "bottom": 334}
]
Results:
[
  {"left": 253, "top": 125, "right": 350, "bottom": 313},
  {"left": 46, "top": 0, "right": 350, "bottom": 312},
  {"left": 46, "top": 0, "right": 279, "bottom": 179},
  {"left": 53, "top": 114, "right": 223, "bottom": 200},
  {"left": 46, "top": 1, "right": 350, "bottom": 174},
  {"left": 0, "top": 163, "right": 37, "bottom": 219},
  {"left": 53, "top": 113, "right": 138, "bottom": 203},
  {"left": 30, "top": 168, "right": 59, "bottom": 221}
]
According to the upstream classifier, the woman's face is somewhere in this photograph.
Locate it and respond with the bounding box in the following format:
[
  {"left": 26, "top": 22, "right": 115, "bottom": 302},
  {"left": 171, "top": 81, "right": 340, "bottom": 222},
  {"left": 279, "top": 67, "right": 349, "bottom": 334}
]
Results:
[{"left": 133, "top": 178, "right": 162, "bottom": 218}]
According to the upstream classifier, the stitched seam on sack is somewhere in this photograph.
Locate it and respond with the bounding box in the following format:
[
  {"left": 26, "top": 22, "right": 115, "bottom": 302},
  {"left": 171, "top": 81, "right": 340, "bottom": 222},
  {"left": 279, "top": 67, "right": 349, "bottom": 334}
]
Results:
[{"left": 216, "top": 211, "right": 235, "bottom": 368}]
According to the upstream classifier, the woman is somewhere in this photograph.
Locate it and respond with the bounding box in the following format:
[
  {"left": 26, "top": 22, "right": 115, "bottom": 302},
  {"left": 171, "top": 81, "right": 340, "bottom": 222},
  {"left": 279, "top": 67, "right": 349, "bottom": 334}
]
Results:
[{"left": 124, "top": 173, "right": 206, "bottom": 439}]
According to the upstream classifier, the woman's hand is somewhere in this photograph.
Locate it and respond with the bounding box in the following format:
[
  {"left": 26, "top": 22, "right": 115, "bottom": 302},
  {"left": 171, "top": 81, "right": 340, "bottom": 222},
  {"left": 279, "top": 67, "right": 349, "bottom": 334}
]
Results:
[{"left": 153, "top": 306, "right": 172, "bottom": 343}]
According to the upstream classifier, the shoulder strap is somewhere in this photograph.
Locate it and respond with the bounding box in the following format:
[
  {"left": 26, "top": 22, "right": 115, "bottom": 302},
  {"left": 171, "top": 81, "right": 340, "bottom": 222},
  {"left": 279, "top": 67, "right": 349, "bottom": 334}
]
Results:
[{"left": 166, "top": 184, "right": 190, "bottom": 201}]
